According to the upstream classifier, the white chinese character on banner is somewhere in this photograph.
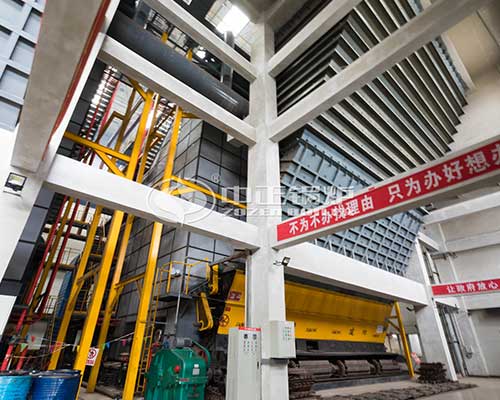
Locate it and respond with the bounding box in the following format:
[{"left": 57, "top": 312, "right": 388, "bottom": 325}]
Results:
[
  {"left": 466, "top": 283, "right": 476, "bottom": 292},
  {"left": 465, "top": 151, "right": 490, "bottom": 174},
  {"left": 492, "top": 144, "right": 500, "bottom": 166},
  {"left": 321, "top": 209, "right": 332, "bottom": 225},
  {"left": 332, "top": 204, "right": 346, "bottom": 221},
  {"left": 299, "top": 217, "right": 309, "bottom": 232},
  {"left": 361, "top": 194, "right": 374, "bottom": 212},
  {"left": 477, "top": 282, "right": 487, "bottom": 291},
  {"left": 405, "top": 177, "right": 421, "bottom": 196},
  {"left": 388, "top": 184, "right": 404, "bottom": 203},
  {"left": 488, "top": 281, "right": 499, "bottom": 290},
  {"left": 289, "top": 221, "right": 299, "bottom": 235},
  {"left": 446, "top": 285, "right": 456, "bottom": 294},
  {"left": 442, "top": 160, "right": 463, "bottom": 182},
  {"left": 424, "top": 170, "right": 442, "bottom": 189},
  {"left": 345, "top": 199, "right": 360, "bottom": 216},
  {"left": 456, "top": 284, "right": 466, "bottom": 293},
  {"left": 310, "top": 212, "right": 321, "bottom": 229}
]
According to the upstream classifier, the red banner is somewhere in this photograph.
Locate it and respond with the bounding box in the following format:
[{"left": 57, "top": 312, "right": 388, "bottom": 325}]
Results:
[
  {"left": 277, "top": 139, "right": 500, "bottom": 242},
  {"left": 432, "top": 279, "right": 500, "bottom": 296}
]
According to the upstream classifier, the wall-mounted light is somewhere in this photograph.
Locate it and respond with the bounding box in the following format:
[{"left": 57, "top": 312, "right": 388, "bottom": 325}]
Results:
[
  {"left": 273, "top": 256, "right": 291, "bottom": 267},
  {"left": 4, "top": 172, "right": 27, "bottom": 195}
]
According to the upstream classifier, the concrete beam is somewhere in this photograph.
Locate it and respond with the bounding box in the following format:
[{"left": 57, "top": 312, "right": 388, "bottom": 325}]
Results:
[
  {"left": 143, "top": 0, "right": 257, "bottom": 82},
  {"left": 11, "top": 0, "right": 114, "bottom": 172},
  {"left": 446, "top": 230, "right": 500, "bottom": 253},
  {"left": 99, "top": 36, "right": 257, "bottom": 146},
  {"left": 418, "top": 232, "right": 445, "bottom": 252},
  {"left": 268, "top": 0, "right": 491, "bottom": 143},
  {"left": 44, "top": 155, "right": 260, "bottom": 249},
  {"left": 283, "top": 243, "right": 428, "bottom": 306},
  {"left": 267, "top": 0, "right": 362, "bottom": 78},
  {"left": 424, "top": 190, "right": 500, "bottom": 225}
]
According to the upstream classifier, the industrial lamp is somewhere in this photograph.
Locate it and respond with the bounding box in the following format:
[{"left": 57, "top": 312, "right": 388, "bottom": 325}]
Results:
[
  {"left": 4, "top": 172, "right": 27, "bottom": 195},
  {"left": 273, "top": 256, "right": 291, "bottom": 267}
]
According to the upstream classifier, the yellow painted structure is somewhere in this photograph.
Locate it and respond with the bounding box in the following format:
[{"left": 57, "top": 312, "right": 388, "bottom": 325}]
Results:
[{"left": 217, "top": 271, "right": 392, "bottom": 344}]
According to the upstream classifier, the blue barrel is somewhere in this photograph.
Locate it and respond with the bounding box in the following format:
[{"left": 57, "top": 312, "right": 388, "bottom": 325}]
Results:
[
  {"left": 0, "top": 371, "right": 32, "bottom": 400},
  {"left": 31, "top": 370, "right": 81, "bottom": 400}
]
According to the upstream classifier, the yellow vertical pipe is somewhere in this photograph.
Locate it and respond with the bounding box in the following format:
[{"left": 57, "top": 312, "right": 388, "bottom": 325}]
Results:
[
  {"left": 121, "top": 107, "right": 183, "bottom": 400},
  {"left": 73, "top": 93, "right": 154, "bottom": 382},
  {"left": 48, "top": 206, "right": 103, "bottom": 369},
  {"left": 394, "top": 302, "right": 415, "bottom": 378},
  {"left": 87, "top": 94, "right": 161, "bottom": 391},
  {"left": 20, "top": 197, "right": 74, "bottom": 339}
]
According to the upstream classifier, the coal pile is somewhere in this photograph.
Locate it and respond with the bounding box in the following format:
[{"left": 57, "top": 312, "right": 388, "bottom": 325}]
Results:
[{"left": 417, "top": 363, "right": 448, "bottom": 384}]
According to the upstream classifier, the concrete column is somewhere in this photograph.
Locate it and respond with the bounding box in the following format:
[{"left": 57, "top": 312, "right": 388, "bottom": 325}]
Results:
[
  {"left": 246, "top": 23, "right": 289, "bottom": 400},
  {"left": 410, "top": 240, "right": 458, "bottom": 380},
  {"left": 0, "top": 130, "right": 50, "bottom": 332},
  {"left": 434, "top": 226, "right": 490, "bottom": 376}
]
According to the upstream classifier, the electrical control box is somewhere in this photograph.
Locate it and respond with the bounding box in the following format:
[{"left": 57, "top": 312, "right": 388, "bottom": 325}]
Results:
[
  {"left": 225, "top": 327, "right": 261, "bottom": 400},
  {"left": 266, "top": 320, "right": 296, "bottom": 359}
]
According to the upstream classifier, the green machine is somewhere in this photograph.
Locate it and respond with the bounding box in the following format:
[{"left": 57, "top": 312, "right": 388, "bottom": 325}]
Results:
[{"left": 144, "top": 342, "right": 210, "bottom": 400}]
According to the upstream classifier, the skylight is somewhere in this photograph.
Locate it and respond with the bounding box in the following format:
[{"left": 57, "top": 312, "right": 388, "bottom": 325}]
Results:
[{"left": 216, "top": 5, "right": 249, "bottom": 36}]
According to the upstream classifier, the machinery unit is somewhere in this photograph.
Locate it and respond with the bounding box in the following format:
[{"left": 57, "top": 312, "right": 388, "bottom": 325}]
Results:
[
  {"left": 226, "top": 327, "right": 262, "bottom": 400},
  {"left": 144, "top": 344, "right": 209, "bottom": 400},
  {"left": 263, "top": 320, "right": 296, "bottom": 360}
]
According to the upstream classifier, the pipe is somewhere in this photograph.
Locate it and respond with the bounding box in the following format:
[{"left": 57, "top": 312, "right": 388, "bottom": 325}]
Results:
[
  {"left": 107, "top": 12, "right": 249, "bottom": 118},
  {"left": 221, "top": 31, "right": 235, "bottom": 88}
]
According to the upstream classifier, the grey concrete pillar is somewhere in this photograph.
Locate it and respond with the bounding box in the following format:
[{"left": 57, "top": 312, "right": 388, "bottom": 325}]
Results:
[
  {"left": 411, "top": 240, "right": 458, "bottom": 381},
  {"left": 245, "top": 23, "right": 289, "bottom": 400}
]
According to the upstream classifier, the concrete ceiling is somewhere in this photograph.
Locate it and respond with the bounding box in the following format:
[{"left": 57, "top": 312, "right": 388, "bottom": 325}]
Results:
[
  {"left": 232, "top": 0, "right": 305, "bottom": 27},
  {"left": 446, "top": 2, "right": 500, "bottom": 82}
]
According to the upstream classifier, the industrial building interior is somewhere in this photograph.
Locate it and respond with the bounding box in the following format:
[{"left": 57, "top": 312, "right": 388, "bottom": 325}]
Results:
[{"left": 1, "top": 0, "right": 500, "bottom": 399}]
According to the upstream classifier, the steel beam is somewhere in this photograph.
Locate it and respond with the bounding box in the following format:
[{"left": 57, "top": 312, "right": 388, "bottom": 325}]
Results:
[
  {"left": 268, "top": 0, "right": 491, "bottom": 143},
  {"left": 268, "top": 0, "right": 362, "bottom": 78},
  {"left": 98, "top": 36, "right": 257, "bottom": 145},
  {"left": 144, "top": 0, "right": 257, "bottom": 82},
  {"left": 283, "top": 243, "right": 428, "bottom": 306},
  {"left": 44, "top": 155, "right": 261, "bottom": 250}
]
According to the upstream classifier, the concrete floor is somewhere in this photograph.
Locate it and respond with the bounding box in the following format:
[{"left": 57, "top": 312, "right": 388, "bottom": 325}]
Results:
[
  {"left": 78, "top": 377, "right": 500, "bottom": 399},
  {"left": 317, "top": 378, "right": 500, "bottom": 399}
]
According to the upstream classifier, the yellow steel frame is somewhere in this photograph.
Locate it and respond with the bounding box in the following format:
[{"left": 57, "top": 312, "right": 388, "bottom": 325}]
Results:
[
  {"left": 48, "top": 206, "right": 103, "bottom": 368},
  {"left": 63, "top": 131, "right": 131, "bottom": 162},
  {"left": 393, "top": 302, "right": 415, "bottom": 378},
  {"left": 122, "top": 106, "right": 184, "bottom": 399},
  {"left": 169, "top": 175, "right": 246, "bottom": 209},
  {"left": 87, "top": 93, "right": 164, "bottom": 392},
  {"left": 19, "top": 197, "right": 74, "bottom": 341}
]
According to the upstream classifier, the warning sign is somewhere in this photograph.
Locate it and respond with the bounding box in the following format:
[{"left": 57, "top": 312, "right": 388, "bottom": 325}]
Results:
[
  {"left": 432, "top": 278, "right": 500, "bottom": 297},
  {"left": 86, "top": 347, "right": 99, "bottom": 366}
]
